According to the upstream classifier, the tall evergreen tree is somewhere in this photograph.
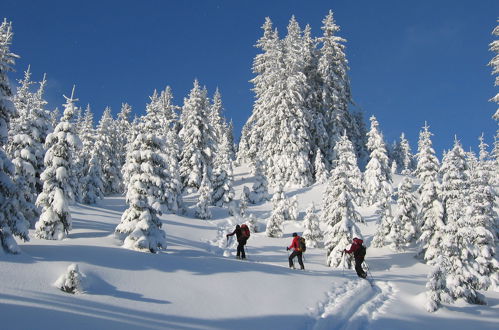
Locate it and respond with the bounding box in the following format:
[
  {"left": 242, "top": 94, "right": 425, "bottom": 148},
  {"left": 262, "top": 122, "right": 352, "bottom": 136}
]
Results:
[
  {"left": 266, "top": 184, "right": 286, "bottom": 237},
  {"left": 302, "top": 203, "right": 323, "bottom": 248},
  {"left": 211, "top": 131, "right": 235, "bottom": 207},
  {"left": 195, "top": 167, "right": 212, "bottom": 220},
  {"left": 8, "top": 67, "right": 40, "bottom": 226},
  {"left": 0, "top": 19, "right": 29, "bottom": 253},
  {"left": 239, "top": 17, "right": 281, "bottom": 164},
  {"left": 415, "top": 123, "right": 444, "bottom": 262},
  {"left": 463, "top": 147, "right": 499, "bottom": 290},
  {"left": 388, "top": 177, "right": 418, "bottom": 251},
  {"left": 179, "top": 80, "right": 214, "bottom": 191},
  {"left": 363, "top": 115, "right": 392, "bottom": 206},
  {"left": 35, "top": 87, "right": 82, "bottom": 240},
  {"left": 317, "top": 10, "right": 353, "bottom": 166},
  {"left": 313, "top": 148, "right": 328, "bottom": 184},
  {"left": 322, "top": 134, "right": 363, "bottom": 268},
  {"left": 115, "top": 109, "right": 169, "bottom": 252},
  {"left": 97, "top": 107, "right": 122, "bottom": 194},
  {"left": 115, "top": 102, "right": 132, "bottom": 183}
]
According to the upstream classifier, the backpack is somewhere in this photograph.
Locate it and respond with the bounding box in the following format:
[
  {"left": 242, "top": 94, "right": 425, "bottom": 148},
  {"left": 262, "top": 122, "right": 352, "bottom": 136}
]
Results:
[
  {"left": 354, "top": 244, "right": 366, "bottom": 258},
  {"left": 241, "top": 224, "right": 250, "bottom": 239},
  {"left": 298, "top": 237, "right": 306, "bottom": 253}
]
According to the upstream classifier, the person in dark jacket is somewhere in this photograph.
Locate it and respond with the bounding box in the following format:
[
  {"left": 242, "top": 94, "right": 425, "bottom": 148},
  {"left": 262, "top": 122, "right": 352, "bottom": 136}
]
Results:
[
  {"left": 344, "top": 237, "right": 367, "bottom": 278},
  {"left": 287, "top": 233, "right": 304, "bottom": 270},
  {"left": 226, "top": 225, "right": 248, "bottom": 259}
]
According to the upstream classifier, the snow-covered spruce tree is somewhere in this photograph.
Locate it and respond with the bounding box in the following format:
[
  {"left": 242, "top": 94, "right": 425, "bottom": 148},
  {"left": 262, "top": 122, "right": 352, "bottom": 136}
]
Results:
[
  {"left": 55, "top": 263, "right": 84, "bottom": 294},
  {"left": 286, "top": 195, "right": 299, "bottom": 221},
  {"left": 395, "top": 132, "right": 413, "bottom": 175},
  {"left": 115, "top": 122, "right": 168, "bottom": 253},
  {"left": 239, "top": 17, "right": 280, "bottom": 165},
  {"left": 302, "top": 203, "right": 322, "bottom": 248},
  {"left": 244, "top": 16, "right": 314, "bottom": 187},
  {"left": 158, "top": 86, "right": 180, "bottom": 134},
  {"left": 263, "top": 17, "right": 313, "bottom": 187},
  {"left": 35, "top": 87, "right": 82, "bottom": 240},
  {"left": 247, "top": 159, "right": 271, "bottom": 204},
  {"left": 415, "top": 123, "right": 444, "bottom": 261},
  {"left": 96, "top": 107, "right": 122, "bottom": 194},
  {"left": 7, "top": 67, "right": 40, "bottom": 226},
  {"left": 31, "top": 74, "right": 53, "bottom": 193},
  {"left": 265, "top": 184, "right": 287, "bottom": 237},
  {"left": 367, "top": 116, "right": 393, "bottom": 248},
  {"left": 439, "top": 139, "right": 469, "bottom": 227},
  {"left": 313, "top": 148, "right": 328, "bottom": 184},
  {"left": 115, "top": 102, "right": 132, "bottom": 184},
  {"left": 142, "top": 89, "right": 183, "bottom": 213},
  {"left": 79, "top": 108, "right": 104, "bottom": 204},
  {"left": 0, "top": 19, "right": 29, "bottom": 252},
  {"left": 388, "top": 177, "right": 418, "bottom": 251},
  {"left": 317, "top": 10, "right": 354, "bottom": 166},
  {"left": 462, "top": 149, "right": 499, "bottom": 290},
  {"left": 209, "top": 88, "right": 228, "bottom": 150},
  {"left": 211, "top": 131, "right": 235, "bottom": 207},
  {"left": 195, "top": 167, "right": 212, "bottom": 220},
  {"left": 322, "top": 134, "right": 364, "bottom": 268},
  {"left": 363, "top": 115, "right": 392, "bottom": 206},
  {"left": 179, "top": 80, "right": 214, "bottom": 191},
  {"left": 425, "top": 256, "right": 452, "bottom": 313}
]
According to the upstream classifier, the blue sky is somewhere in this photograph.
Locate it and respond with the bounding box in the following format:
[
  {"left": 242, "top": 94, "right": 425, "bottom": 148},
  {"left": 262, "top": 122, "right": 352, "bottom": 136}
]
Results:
[{"left": 3, "top": 0, "right": 499, "bottom": 157}]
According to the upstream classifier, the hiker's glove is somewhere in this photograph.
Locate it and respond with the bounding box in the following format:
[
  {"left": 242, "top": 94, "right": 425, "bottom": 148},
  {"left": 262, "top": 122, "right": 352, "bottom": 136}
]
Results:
[{"left": 286, "top": 247, "right": 290, "bottom": 251}]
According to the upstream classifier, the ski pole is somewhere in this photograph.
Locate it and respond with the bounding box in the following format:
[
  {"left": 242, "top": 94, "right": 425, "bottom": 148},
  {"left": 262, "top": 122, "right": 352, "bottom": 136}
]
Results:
[
  {"left": 363, "top": 260, "right": 375, "bottom": 282},
  {"left": 341, "top": 251, "right": 345, "bottom": 276}
]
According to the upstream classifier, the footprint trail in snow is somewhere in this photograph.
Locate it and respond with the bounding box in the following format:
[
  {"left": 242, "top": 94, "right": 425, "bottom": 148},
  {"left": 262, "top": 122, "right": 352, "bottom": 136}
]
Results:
[{"left": 310, "top": 279, "right": 395, "bottom": 330}]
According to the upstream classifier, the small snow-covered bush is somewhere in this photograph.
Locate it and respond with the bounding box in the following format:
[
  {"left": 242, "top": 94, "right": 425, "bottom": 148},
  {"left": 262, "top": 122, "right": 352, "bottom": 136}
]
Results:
[{"left": 55, "top": 263, "right": 84, "bottom": 294}]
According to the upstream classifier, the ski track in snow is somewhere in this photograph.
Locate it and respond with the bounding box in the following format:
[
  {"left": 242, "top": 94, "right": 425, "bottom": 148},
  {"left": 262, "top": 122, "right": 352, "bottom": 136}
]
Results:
[{"left": 310, "top": 279, "right": 395, "bottom": 330}]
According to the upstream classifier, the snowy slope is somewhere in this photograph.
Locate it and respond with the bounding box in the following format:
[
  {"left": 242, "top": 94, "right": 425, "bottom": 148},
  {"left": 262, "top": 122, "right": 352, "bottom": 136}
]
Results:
[{"left": 0, "top": 164, "right": 498, "bottom": 330}]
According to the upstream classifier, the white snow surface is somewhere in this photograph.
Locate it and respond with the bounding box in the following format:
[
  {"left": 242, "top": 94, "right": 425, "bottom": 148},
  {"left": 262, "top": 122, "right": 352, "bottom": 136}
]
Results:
[{"left": 1, "top": 165, "right": 498, "bottom": 330}]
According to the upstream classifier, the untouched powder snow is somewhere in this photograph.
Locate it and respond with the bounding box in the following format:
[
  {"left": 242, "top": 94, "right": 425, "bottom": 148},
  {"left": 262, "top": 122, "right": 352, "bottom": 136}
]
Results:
[{"left": 0, "top": 165, "right": 498, "bottom": 330}]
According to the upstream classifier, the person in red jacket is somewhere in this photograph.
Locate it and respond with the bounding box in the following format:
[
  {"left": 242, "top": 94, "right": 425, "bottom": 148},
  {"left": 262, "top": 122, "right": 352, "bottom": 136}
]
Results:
[
  {"left": 344, "top": 237, "right": 367, "bottom": 278},
  {"left": 286, "top": 233, "right": 304, "bottom": 270}
]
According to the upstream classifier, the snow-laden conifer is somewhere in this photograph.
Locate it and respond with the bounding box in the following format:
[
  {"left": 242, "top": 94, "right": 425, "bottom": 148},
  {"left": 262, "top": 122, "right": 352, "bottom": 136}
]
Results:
[
  {"left": 388, "top": 177, "right": 418, "bottom": 251},
  {"left": 7, "top": 67, "right": 41, "bottom": 226},
  {"left": 425, "top": 256, "right": 452, "bottom": 312},
  {"left": 265, "top": 184, "right": 286, "bottom": 237},
  {"left": 35, "top": 87, "right": 82, "bottom": 240},
  {"left": 313, "top": 148, "right": 328, "bottom": 184},
  {"left": 195, "top": 167, "right": 212, "bottom": 220},
  {"left": 0, "top": 19, "right": 29, "bottom": 252},
  {"left": 393, "top": 133, "right": 413, "bottom": 175},
  {"left": 179, "top": 80, "right": 214, "bottom": 191},
  {"left": 415, "top": 123, "right": 444, "bottom": 261},
  {"left": 247, "top": 159, "right": 271, "bottom": 204},
  {"left": 367, "top": 117, "right": 393, "bottom": 248},
  {"left": 363, "top": 115, "right": 392, "bottom": 206},
  {"left": 239, "top": 17, "right": 280, "bottom": 164},
  {"left": 79, "top": 108, "right": 104, "bottom": 204},
  {"left": 439, "top": 139, "right": 469, "bottom": 226},
  {"left": 96, "top": 107, "right": 122, "bottom": 194},
  {"left": 55, "top": 263, "right": 84, "bottom": 294},
  {"left": 115, "top": 119, "right": 168, "bottom": 252},
  {"left": 302, "top": 203, "right": 322, "bottom": 248},
  {"left": 322, "top": 135, "right": 363, "bottom": 268},
  {"left": 211, "top": 131, "right": 235, "bottom": 207},
  {"left": 318, "top": 10, "right": 353, "bottom": 165},
  {"left": 115, "top": 102, "right": 132, "bottom": 182},
  {"left": 462, "top": 149, "right": 499, "bottom": 290}
]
